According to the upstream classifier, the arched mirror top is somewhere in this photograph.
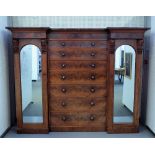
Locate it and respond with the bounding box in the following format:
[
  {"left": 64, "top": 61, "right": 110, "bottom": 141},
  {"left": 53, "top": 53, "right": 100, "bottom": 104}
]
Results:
[
  {"left": 114, "top": 40, "right": 137, "bottom": 53},
  {"left": 20, "top": 44, "right": 41, "bottom": 53},
  {"left": 115, "top": 44, "right": 136, "bottom": 54}
]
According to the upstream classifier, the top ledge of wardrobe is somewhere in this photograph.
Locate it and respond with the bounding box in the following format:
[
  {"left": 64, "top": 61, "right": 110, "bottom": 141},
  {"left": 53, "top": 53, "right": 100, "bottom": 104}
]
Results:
[{"left": 6, "top": 27, "right": 150, "bottom": 32}]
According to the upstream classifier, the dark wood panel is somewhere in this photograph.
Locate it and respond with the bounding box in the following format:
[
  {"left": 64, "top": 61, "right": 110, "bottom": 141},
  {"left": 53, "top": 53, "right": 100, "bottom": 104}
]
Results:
[
  {"left": 48, "top": 48, "right": 107, "bottom": 60},
  {"left": 48, "top": 30, "right": 107, "bottom": 40},
  {"left": 48, "top": 70, "right": 107, "bottom": 84},
  {"left": 50, "top": 112, "right": 106, "bottom": 127},
  {"left": 13, "top": 32, "right": 46, "bottom": 39},
  {"left": 48, "top": 60, "right": 107, "bottom": 71},
  {"left": 48, "top": 40, "right": 107, "bottom": 48},
  {"left": 49, "top": 97, "right": 106, "bottom": 112},
  {"left": 50, "top": 126, "right": 106, "bottom": 131},
  {"left": 49, "top": 84, "right": 107, "bottom": 98}
]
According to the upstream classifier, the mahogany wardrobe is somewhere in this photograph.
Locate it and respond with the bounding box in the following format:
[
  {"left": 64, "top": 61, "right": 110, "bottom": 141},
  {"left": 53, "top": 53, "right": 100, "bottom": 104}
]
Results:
[{"left": 7, "top": 27, "right": 148, "bottom": 134}]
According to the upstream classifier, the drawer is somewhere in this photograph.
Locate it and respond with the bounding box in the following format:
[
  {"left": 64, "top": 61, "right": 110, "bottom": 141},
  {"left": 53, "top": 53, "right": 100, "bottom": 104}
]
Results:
[
  {"left": 48, "top": 70, "right": 107, "bottom": 84},
  {"left": 48, "top": 60, "right": 107, "bottom": 71},
  {"left": 48, "top": 40, "right": 107, "bottom": 48},
  {"left": 49, "top": 97, "right": 106, "bottom": 112},
  {"left": 49, "top": 84, "right": 107, "bottom": 98},
  {"left": 48, "top": 48, "right": 107, "bottom": 60},
  {"left": 48, "top": 31, "right": 107, "bottom": 40},
  {"left": 50, "top": 112, "right": 106, "bottom": 127}
]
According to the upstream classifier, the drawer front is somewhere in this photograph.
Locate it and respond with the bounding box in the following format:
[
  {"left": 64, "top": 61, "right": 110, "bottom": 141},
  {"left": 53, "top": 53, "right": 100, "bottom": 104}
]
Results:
[
  {"left": 48, "top": 31, "right": 107, "bottom": 40},
  {"left": 50, "top": 112, "right": 106, "bottom": 127},
  {"left": 48, "top": 60, "right": 107, "bottom": 71},
  {"left": 48, "top": 70, "right": 107, "bottom": 84},
  {"left": 48, "top": 40, "right": 107, "bottom": 48},
  {"left": 48, "top": 48, "right": 107, "bottom": 60},
  {"left": 49, "top": 84, "right": 107, "bottom": 98},
  {"left": 49, "top": 97, "right": 106, "bottom": 112}
]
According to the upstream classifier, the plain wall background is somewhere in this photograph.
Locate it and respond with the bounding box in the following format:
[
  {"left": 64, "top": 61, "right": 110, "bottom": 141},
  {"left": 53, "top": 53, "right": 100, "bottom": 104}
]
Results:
[
  {"left": 0, "top": 16, "right": 11, "bottom": 136},
  {"left": 122, "top": 46, "right": 135, "bottom": 112},
  {"left": 20, "top": 45, "right": 32, "bottom": 111},
  {"left": 11, "top": 16, "right": 145, "bottom": 28},
  {"left": 143, "top": 16, "right": 155, "bottom": 133}
]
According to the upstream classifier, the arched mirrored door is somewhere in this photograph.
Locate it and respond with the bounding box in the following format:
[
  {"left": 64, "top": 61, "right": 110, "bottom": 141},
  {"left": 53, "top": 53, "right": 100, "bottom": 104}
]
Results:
[
  {"left": 113, "top": 45, "right": 136, "bottom": 123},
  {"left": 20, "top": 45, "right": 43, "bottom": 123}
]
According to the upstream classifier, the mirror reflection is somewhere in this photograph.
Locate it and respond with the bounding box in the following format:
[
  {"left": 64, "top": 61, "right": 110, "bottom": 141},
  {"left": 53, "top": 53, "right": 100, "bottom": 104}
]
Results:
[
  {"left": 20, "top": 45, "right": 43, "bottom": 123},
  {"left": 113, "top": 45, "right": 135, "bottom": 123}
]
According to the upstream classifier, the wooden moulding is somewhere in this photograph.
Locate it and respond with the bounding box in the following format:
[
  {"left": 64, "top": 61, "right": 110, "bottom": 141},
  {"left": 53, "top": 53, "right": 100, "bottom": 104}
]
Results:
[
  {"left": 107, "top": 37, "right": 145, "bottom": 133},
  {"left": 9, "top": 28, "right": 49, "bottom": 133}
]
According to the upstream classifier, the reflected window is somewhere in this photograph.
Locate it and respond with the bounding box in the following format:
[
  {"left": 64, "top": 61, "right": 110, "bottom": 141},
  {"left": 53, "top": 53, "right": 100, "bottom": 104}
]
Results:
[
  {"left": 20, "top": 45, "right": 43, "bottom": 123},
  {"left": 113, "top": 45, "right": 136, "bottom": 123}
]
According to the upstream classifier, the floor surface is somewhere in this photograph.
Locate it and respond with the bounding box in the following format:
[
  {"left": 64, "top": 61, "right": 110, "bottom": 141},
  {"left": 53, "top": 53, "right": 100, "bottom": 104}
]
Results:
[{"left": 4, "top": 125, "right": 154, "bottom": 138}]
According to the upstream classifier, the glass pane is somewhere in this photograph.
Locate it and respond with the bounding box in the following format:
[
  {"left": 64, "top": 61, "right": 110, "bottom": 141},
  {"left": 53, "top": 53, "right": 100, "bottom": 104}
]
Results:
[
  {"left": 113, "top": 45, "right": 135, "bottom": 123},
  {"left": 20, "top": 45, "right": 43, "bottom": 123}
]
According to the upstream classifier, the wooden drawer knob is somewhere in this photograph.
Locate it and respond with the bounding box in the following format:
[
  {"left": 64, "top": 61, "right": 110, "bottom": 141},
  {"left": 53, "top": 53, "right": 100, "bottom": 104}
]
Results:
[
  {"left": 61, "top": 42, "right": 65, "bottom": 46},
  {"left": 61, "top": 52, "right": 66, "bottom": 57},
  {"left": 61, "top": 74, "right": 66, "bottom": 80},
  {"left": 90, "top": 115, "right": 95, "bottom": 121},
  {"left": 91, "top": 75, "right": 96, "bottom": 80},
  {"left": 91, "top": 52, "right": 96, "bottom": 57},
  {"left": 90, "top": 87, "right": 95, "bottom": 93},
  {"left": 90, "top": 63, "right": 96, "bottom": 68},
  {"left": 61, "top": 116, "right": 67, "bottom": 121},
  {"left": 90, "top": 101, "right": 95, "bottom": 106},
  {"left": 61, "top": 101, "right": 66, "bottom": 107},
  {"left": 61, "top": 88, "right": 67, "bottom": 93},
  {"left": 91, "top": 42, "right": 95, "bottom": 46},
  {"left": 61, "top": 63, "right": 66, "bottom": 68}
]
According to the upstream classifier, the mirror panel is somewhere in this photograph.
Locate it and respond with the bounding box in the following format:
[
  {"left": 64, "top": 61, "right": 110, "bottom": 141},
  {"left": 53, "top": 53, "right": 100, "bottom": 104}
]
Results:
[
  {"left": 20, "top": 45, "right": 43, "bottom": 123},
  {"left": 113, "top": 45, "right": 136, "bottom": 123}
]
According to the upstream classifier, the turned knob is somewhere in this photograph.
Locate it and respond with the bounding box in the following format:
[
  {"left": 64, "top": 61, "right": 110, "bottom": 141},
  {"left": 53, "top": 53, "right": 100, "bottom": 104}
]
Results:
[
  {"left": 61, "top": 42, "right": 65, "bottom": 46},
  {"left": 90, "top": 101, "right": 95, "bottom": 106},
  {"left": 61, "top": 63, "right": 66, "bottom": 68},
  {"left": 61, "top": 74, "right": 66, "bottom": 80},
  {"left": 61, "top": 88, "right": 67, "bottom": 93},
  {"left": 90, "top": 64, "right": 96, "bottom": 68},
  {"left": 91, "top": 42, "right": 95, "bottom": 46},
  {"left": 61, "top": 116, "right": 67, "bottom": 121},
  {"left": 90, "top": 87, "right": 95, "bottom": 93},
  {"left": 90, "top": 115, "right": 95, "bottom": 121},
  {"left": 91, "top": 52, "right": 96, "bottom": 57},
  {"left": 61, "top": 52, "right": 66, "bottom": 57},
  {"left": 61, "top": 101, "right": 66, "bottom": 107},
  {"left": 91, "top": 75, "right": 96, "bottom": 80}
]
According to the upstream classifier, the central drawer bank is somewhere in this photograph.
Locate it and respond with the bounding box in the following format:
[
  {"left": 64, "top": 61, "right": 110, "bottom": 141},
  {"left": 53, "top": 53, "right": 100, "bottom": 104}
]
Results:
[{"left": 49, "top": 30, "right": 108, "bottom": 131}]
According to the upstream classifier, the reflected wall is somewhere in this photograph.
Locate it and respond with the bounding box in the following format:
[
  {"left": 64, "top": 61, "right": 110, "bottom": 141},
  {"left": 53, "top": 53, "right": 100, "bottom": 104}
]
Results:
[{"left": 20, "top": 45, "right": 43, "bottom": 123}]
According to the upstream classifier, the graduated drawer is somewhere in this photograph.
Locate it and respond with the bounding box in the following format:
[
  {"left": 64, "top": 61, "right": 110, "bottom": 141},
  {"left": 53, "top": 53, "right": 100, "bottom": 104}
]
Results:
[
  {"left": 50, "top": 111, "right": 106, "bottom": 127},
  {"left": 48, "top": 60, "right": 107, "bottom": 71},
  {"left": 48, "top": 40, "right": 107, "bottom": 48},
  {"left": 48, "top": 70, "right": 107, "bottom": 84},
  {"left": 48, "top": 48, "right": 107, "bottom": 60},
  {"left": 49, "top": 97, "right": 106, "bottom": 112},
  {"left": 49, "top": 84, "right": 107, "bottom": 98}
]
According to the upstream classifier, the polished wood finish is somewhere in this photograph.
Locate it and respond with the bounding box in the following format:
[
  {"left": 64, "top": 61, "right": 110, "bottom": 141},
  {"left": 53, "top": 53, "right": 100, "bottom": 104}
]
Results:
[
  {"left": 49, "top": 97, "right": 106, "bottom": 112},
  {"left": 7, "top": 27, "right": 148, "bottom": 133},
  {"left": 48, "top": 48, "right": 107, "bottom": 60}
]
